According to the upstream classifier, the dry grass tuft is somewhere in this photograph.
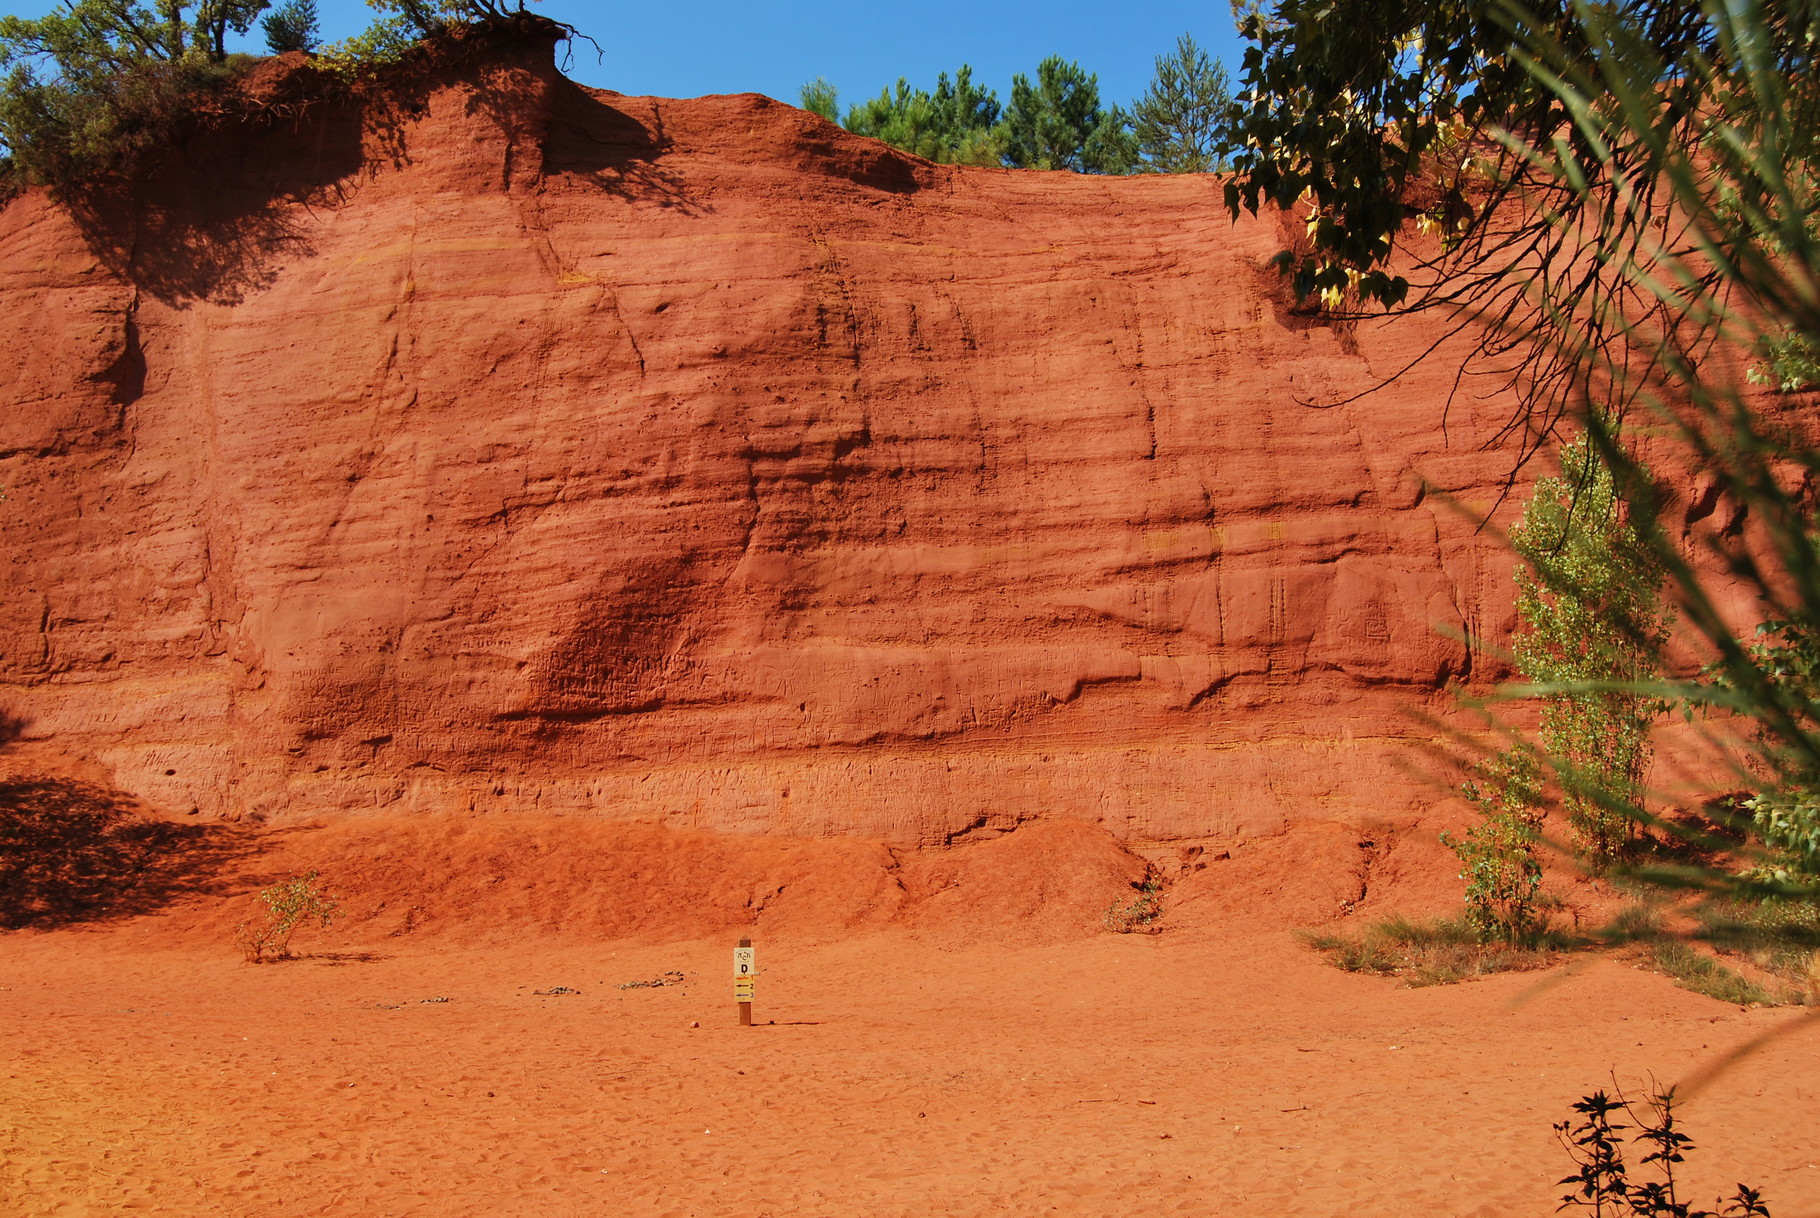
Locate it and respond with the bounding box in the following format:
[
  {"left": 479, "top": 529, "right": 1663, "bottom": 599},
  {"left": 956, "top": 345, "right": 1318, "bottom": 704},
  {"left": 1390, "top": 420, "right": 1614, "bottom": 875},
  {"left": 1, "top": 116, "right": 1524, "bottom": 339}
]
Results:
[{"left": 1299, "top": 915, "right": 1569, "bottom": 987}]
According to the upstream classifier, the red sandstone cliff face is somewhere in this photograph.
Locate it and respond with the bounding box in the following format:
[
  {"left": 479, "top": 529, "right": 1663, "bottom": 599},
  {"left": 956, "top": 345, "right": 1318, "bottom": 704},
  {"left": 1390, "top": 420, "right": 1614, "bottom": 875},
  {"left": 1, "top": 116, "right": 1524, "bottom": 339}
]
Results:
[{"left": 0, "top": 37, "right": 1532, "bottom": 845}]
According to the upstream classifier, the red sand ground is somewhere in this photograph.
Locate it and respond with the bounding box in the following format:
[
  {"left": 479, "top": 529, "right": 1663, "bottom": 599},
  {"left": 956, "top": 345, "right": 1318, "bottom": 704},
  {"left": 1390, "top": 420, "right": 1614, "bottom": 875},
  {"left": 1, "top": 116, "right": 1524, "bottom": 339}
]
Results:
[{"left": 4, "top": 817, "right": 1818, "bottom": 1217}]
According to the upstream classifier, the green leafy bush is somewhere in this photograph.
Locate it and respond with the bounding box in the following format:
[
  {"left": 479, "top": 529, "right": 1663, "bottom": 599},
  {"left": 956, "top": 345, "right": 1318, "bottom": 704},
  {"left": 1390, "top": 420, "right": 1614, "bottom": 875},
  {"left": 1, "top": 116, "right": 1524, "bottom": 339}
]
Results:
[
  {"left": 1443, "top": 747, "right": 1545, "bottom": 941},
  {"left": 1748, "top": 332, "right": 1820, "bottom": 392},
  {"left": 1511, "top": 434, "right": 1672, "bottom": 872},
  {"left": 1720, "top": 619, "right": 1820, "bottom": 880}
]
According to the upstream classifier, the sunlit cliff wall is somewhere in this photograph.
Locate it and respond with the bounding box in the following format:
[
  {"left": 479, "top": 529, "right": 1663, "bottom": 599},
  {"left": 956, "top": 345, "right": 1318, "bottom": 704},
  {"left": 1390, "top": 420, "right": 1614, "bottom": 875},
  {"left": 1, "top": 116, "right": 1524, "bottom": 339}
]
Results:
[{"left": 0, "top": 34, "right": 1531, "bottom": 844}]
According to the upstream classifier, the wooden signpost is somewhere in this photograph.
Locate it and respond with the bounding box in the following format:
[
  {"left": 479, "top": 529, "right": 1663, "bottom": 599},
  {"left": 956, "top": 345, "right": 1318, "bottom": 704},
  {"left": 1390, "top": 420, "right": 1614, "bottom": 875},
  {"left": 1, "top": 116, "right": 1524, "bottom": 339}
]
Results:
[{"left": 734, "top": 937, "right": 754, "bottom": 1026}]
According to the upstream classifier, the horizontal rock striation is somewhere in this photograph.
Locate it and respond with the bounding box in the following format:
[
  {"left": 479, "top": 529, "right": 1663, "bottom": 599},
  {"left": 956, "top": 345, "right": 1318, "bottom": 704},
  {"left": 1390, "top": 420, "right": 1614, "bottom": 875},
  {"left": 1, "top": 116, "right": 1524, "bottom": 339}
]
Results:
[{"left": 0, "top": 36, "right": 1531, "bottom": 844}]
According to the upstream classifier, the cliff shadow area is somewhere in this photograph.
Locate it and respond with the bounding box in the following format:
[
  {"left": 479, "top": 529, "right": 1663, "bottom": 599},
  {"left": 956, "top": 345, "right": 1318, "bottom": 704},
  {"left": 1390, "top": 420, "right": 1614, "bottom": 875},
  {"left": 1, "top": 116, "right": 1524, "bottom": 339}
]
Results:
[
  {"left": 0, "top": 775, "right": 255, "bottom": 930},
  {"left": 57, "top": 77, "right": 368, "bottom": 310},
  {"left": 541, "top": 78, "right": 701, "bottom": 213}
]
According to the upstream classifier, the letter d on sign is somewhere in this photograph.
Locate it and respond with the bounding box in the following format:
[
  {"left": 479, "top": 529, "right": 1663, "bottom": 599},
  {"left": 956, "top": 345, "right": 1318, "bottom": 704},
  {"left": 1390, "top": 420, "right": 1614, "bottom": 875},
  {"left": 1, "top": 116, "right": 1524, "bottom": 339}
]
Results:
[{"left": 734, "top": 937, "right": 754, "bottom": 1026}]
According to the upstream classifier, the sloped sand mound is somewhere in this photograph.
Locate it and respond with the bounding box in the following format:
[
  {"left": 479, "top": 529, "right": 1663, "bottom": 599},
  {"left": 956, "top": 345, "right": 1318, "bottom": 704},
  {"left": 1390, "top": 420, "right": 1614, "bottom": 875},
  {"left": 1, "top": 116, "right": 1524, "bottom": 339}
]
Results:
[{"left": 44, "top": 812, "right": 1157, "bottom": 950}]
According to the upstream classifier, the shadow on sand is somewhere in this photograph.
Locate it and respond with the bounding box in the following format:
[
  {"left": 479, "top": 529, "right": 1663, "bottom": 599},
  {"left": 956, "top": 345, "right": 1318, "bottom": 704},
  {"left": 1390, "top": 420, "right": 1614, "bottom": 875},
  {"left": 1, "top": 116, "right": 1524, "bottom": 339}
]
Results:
[{"left": 0, "top": 774, "right": 257, "bottom": 930}]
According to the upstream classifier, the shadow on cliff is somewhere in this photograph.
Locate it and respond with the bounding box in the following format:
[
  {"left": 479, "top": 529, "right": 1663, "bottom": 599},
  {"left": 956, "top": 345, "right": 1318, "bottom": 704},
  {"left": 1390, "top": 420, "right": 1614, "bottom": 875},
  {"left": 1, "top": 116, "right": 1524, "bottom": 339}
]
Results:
[
  {"left": 0, "top": 775, "right": 256, "bottom": 930},
  {"left": 56, "top": 64, "right": 368, "bottom": 309},
  {"left": 540, "top": 78, "right": 703, "bottom": 213},
  {"left": 50, "top": 20, "right": 691, "bottom": 308}
]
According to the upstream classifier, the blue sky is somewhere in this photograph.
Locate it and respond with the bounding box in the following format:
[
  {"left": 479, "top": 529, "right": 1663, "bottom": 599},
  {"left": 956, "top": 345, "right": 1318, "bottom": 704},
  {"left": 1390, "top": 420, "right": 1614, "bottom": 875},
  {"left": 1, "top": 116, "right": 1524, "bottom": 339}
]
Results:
[{"left": 0, "top": 1, "right": 1250, "bottom": 111}]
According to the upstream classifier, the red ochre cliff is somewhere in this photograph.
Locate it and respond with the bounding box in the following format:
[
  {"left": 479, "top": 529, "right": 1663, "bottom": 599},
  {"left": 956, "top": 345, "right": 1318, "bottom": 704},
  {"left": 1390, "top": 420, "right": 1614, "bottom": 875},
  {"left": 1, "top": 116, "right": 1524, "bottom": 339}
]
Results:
[{"left": 0, "top": 34, "right": 1533, "bottom": 848}]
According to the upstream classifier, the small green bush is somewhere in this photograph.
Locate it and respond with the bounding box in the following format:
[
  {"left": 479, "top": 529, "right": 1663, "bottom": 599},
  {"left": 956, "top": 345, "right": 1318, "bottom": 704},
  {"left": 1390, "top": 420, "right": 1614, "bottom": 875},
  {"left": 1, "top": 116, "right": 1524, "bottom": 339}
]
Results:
[
  {"left": 1748, "top": 330, "right": 1820, "bottom": 392},
  {"left": 1443, "top": 748, "right": 1545, "bottom": 941},
  {"left": 235, "top": 870, "right": 340, "bottom": 963},
  {"left": 1103, "top": 873, "right": 1163, "bottom": 933},
  {"left": 316, "top": 0, "right": 538, "bottom": 78}
]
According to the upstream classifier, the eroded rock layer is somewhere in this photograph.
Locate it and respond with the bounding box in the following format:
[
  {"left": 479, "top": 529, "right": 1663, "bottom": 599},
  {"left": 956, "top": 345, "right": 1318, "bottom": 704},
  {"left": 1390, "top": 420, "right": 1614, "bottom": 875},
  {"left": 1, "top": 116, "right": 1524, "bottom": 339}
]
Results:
[{"left": 0, "top": 39, "right": 1529, "bottom": 843}]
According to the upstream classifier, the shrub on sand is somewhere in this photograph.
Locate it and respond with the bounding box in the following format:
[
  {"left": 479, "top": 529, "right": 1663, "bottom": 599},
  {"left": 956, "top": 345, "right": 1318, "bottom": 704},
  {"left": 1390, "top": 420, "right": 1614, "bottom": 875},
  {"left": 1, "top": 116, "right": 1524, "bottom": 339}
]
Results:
[
  {"left": 235, "top": 870, "right": 339, "bottom": 963},
  {"left": 1102, "top": 872, "right": 1163, "bottom": 933}
]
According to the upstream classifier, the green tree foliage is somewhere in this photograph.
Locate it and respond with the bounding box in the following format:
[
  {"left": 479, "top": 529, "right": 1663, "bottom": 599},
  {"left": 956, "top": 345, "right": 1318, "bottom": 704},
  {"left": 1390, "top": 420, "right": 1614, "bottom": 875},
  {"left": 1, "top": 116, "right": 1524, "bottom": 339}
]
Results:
[
  {"left": 1510, "top": 434, "right": 1671, "bottom": 871},
  {"left": 0, "top": 0, "right": 269, "bottom": 75},
  {"left": 1000, "top": 55, "right": 1135, "bottom": 174},
  {"left": 261, "top": 0, "right": 320, "bottom": 53},
  {"left": 1131, "top": 33, "right": 1229, "bottom": 174},
  {"left": 802, "top": 54, "right": 1157, "bottom": 174},
  {"left": 1723, "top": 620, "right": 1820, "bottom": 879},
  {"left": 799, "top": 75, "right": 838, "bottom": 123},
  {"left": 318, "top": 0, "right": 533, "bottom": 74},
  {"left": 1491, "top": 2, "right": 1820, "bottom": 902},
  {"left": 1215, "top": 0, "right": 1742, "bottom": 308},
  {"left": 1218, "top": 0, "right": 1568, "bottom": 306},
  {"left": 1215, "top": 0, "right": 1820, "bottom": 449},
  {"left": 839, "top": 65, "right": 1003, "bottom": 166},
  {"left": 1226, "top": 0, "right": 1820, "bottom": 908},
  {"left": 194, "top": 0, "right": 270, "bottom": 59},
  {"left": 1443, "top": 747, "right": 1545, "bottom": 941},
  {"left": 0, "top": 0, "right": 541, "bottom": 180},
  {"left": 0, "top": 0, "right": 268, "bottom": 181}
]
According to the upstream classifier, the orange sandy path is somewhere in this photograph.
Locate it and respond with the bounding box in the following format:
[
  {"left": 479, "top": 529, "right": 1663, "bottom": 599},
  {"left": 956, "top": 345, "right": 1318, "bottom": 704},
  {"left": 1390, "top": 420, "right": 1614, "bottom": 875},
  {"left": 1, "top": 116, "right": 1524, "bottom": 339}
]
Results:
[{"left": 4, "top": 928, "right": 1817, "bottom": 1217}]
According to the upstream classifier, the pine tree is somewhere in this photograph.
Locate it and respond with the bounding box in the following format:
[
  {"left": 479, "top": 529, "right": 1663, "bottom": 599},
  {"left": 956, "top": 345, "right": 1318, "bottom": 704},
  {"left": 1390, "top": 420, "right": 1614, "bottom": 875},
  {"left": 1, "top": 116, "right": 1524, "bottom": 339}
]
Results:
[
  {"left": 799, "top": 77, "right": 838, "bottom": 123},
  {"left": 262, "top": 0, "right": 320, "bottom": 54},
  {"left": 1131, "top": 33, "right": 1229, "bottom": 173},
  {"left": 999, "top": 55, "right": 1135, "bottom": 174},
  {"left": 837, "top": 65, "right": 1002, "bottom": 167}
]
